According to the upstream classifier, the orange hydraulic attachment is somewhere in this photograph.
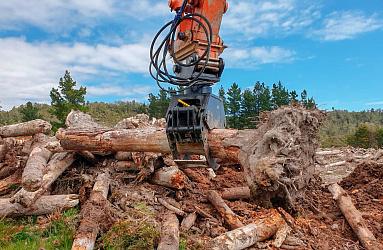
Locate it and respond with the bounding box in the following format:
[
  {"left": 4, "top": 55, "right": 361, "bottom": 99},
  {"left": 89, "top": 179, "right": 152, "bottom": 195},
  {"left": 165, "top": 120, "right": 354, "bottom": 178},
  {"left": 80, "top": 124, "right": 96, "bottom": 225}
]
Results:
[{"left": 168, "top": 0, "right": 228, "bottom": 73}]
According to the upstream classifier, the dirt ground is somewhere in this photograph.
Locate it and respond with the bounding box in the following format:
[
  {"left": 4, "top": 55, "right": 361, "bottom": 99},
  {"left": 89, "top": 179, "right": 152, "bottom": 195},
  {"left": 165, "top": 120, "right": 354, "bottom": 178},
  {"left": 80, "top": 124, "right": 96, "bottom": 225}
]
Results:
[{"left": 64, "top": 147, "right": 381, "bottom": 249}]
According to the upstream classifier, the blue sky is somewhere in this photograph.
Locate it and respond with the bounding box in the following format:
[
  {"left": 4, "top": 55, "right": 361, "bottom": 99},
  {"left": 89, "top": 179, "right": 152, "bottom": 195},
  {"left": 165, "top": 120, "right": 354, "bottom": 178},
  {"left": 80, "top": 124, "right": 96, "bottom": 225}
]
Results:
[{"left": 0, "top": 0, "right": 382, "bottom": 110}]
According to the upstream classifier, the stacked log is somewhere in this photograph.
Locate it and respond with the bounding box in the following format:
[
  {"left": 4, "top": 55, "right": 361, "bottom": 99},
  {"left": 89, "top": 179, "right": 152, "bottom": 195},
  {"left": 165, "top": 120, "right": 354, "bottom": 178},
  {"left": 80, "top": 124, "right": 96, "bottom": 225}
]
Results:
[{"left": 0, "top": 108, "right": 328, "bottom": 249}]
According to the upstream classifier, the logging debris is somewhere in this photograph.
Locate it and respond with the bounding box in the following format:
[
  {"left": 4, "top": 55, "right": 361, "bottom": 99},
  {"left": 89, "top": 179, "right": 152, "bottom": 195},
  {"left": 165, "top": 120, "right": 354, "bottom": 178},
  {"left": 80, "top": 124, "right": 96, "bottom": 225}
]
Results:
[{"left": 0, "top": 109, "right": 382, "bottom": 250}]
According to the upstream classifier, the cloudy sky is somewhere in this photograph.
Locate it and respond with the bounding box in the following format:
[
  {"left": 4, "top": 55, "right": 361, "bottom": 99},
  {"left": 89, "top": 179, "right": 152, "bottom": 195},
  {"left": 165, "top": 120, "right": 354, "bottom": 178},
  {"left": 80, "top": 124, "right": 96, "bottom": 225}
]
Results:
[{"left": 0, "top": 0, "right": 382, "bottom": 110}]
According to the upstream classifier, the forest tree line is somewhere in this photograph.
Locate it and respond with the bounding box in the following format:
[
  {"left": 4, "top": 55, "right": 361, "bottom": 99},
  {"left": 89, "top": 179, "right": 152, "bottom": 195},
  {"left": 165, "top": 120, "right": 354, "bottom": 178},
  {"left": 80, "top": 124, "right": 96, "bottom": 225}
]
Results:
[
  {"left": 148, "top": 81, "right": 316, "bottom": 129},
  {"left": 1, "top": 71, "right": 383, "bottom": 149}
]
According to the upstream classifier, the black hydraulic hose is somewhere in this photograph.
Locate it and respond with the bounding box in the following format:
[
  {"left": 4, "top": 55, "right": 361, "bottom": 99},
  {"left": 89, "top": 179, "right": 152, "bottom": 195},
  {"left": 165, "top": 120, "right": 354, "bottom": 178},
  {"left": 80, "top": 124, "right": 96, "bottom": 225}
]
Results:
[{"left": 149, "top": 1, "right": 213, "bottom": 93}]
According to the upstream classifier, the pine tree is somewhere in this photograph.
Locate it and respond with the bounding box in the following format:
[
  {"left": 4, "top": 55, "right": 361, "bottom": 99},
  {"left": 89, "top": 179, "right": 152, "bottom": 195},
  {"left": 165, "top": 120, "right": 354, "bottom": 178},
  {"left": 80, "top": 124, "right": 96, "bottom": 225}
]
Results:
[
  {"left": 226, "top": 83, "right": 242, "bottom": 129},
  {"left": 289, "top": 90, "right": 298, "bottom": 104},
  {"left": 148, "top": 89, "right": 171, "bottom": 118},
  {"left": 259, "top": 83, "right": 272, "bottom": 112},
  {"left": 218, "top": 85, "right": 228, "bottom": 113},
  {"left": 307, "top": 97, "right": 316, "bottom": 109},
  {"left": 241, "top": 89, "right": 256, "bottom": 128},
  {"left": 271, "top": 81, "right": 289, "bottom": 108},
  {"left": 20, "top": 102, "right": 40, "bottom": 122},
  {"left": 50, "top": 70, "right": 87, "bottom": 130}
]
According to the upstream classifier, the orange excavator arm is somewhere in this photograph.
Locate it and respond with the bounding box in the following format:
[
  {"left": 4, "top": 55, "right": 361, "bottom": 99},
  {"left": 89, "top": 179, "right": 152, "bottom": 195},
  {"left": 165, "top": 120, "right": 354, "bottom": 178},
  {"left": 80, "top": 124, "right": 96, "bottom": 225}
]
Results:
[{"left": 169, "top": 0, "right": 228, "bottom": 74}]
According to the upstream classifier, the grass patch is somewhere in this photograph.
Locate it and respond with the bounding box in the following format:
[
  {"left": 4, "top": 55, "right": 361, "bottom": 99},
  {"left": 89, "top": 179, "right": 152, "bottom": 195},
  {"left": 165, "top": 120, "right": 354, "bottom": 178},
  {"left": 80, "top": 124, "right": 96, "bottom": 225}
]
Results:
[
  {"left": 0, "top": 208, "right": 79, "bottom": 250},
  {"left": 103, "top": 202, "right": 159, "bottom": 250}
]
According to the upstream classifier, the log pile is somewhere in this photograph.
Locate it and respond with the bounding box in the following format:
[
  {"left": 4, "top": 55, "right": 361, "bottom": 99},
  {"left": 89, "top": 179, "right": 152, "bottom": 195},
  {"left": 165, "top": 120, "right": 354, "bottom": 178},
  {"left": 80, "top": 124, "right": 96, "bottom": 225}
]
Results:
[{"left": 2, "top": 108, "right": 380, "bottom": 249}]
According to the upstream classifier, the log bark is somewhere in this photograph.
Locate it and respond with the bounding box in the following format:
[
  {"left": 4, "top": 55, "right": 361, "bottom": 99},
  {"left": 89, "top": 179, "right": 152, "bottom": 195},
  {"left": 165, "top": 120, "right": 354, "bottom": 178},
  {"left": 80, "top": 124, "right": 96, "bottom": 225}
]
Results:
[
  {"left": 0, "top": 119, "right": 51, "bottom": 138},
  {"left": 0, "top": 194, "right": 79, "bottom": 217},
  {"left": 328, "top": 183, "right": 383, "bottom": 250},
  {"left": 152, "top": 166, "right": 189, "bottom": 190},
  {"left": 22, "top": 134, "right": 53, "bottom": 192},
  {"left": 56, "top": 127, "right": 241, "bottom": 164},
  {"left": 11, "top": 152, "right": 75, "bottom": 207},
  {"left": 221, "top": 187, "right": 251, "bottom": 200},
  {"left": 209, "top": 209, "right": 286, "bottom": 250},
  {"left": 71, "top": 172, "right": 111, "bottom": 250},
  {"left": 207, "top": 190, "right": 244, "bottom": 230},
  {"left": 157, "top": 212, "right": 179, "bottom": 250}
]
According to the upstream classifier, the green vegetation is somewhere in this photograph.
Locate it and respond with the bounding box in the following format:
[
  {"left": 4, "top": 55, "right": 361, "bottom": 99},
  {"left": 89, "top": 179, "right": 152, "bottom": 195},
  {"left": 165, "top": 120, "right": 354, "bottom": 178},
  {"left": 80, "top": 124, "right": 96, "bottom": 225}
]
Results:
[
  {"left": 50, "top": 71, "right": 87, "bottom": 130},
  {"left": 0, "top": 208, "right": 79, "bottom": 250},
  {"left": 20, "top": 102, "right": 41, "bottom": 122},
  {"left": 319, "top": 109, "right": 383, "bottom": 148},
  {"left": 220, "top": 81, "right": 315, "bottom": 129},
  {"left": 103, "top": 202, "right": 159, "bottom": 250}
]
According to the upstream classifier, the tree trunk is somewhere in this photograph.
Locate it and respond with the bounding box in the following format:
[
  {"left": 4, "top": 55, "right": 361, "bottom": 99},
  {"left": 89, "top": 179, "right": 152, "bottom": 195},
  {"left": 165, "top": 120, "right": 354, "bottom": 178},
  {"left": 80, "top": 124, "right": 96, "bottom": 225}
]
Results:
[
  {"left": 152, "top": 166, "right": 189, "bottom": 190},
  {"left": 0, "top": 119, "right": 51, "bottom": 138},
  {"left": 221, "top": 187, "right": 251, "bottom": 200},
  {"left": 207, "top": 190, "right": 244, "bottom": 230},
  {"left": 71, "top": 172, "right": 111, "bottom": 250},
  {"left": 328, "top": 183, "right": 383, "bottom": 250},
  {"left": 0, "top": 194, "right": 79, "bottom": 217},
  {"left": 56, "top": 127, "right": 240, "bottom": 164},
  {"left": 209, "top": 209, "right": 286, "bottom": 250},
  {"left": 11, "top": 152, "right": 75, "bottom": 207},
  {"left": 157, "top": 212, "right": 179, "bottom": 250},
  {"left": 22, "top": 134, "right": 53, "bottom": 192}
]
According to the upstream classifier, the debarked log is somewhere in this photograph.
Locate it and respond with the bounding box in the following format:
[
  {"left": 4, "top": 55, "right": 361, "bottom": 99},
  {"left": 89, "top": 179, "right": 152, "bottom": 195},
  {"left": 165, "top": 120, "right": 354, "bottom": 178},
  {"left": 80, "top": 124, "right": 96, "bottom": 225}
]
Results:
[
  {"left": 71, "top": 172, "right": 111, "bottom": 250},
  {"left": 56, "top": 127, "right": 242, "bottom": 165},
  {"left": 221, "top": 187, "right": 251, "bottom": 200},
  {"left": 11, "top": 152, "right": 76, "bottom": 207},
  {"left": 22, "top": 137, "right": 53, "bottom": 192},
  {"left": 0, "top": 194, "right": 79, "bottom": 217},
  {"left": 207, "top": 190, "right": 244, "bottom": 230},
  {"left": 151, "top": 166, "right": 189, "bottom": 190},
  {"left": 209, "top": 209, "right": 286, "bottom": 250},
  {"left": 328, "top": 183, "right": 383, "bottom": 250},
  {"left": 0, "top": 119, "right": 52, "bottom": 138}
]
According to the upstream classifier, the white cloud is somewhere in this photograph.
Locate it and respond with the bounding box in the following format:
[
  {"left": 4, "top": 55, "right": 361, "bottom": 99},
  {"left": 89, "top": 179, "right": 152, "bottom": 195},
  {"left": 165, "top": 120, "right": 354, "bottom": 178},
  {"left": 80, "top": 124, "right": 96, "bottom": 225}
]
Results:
[
  {"left": 313, "top": 11, "right": 383, "bottom": 41},
  {"left": 0, "top": 37, "right": 152, "bottom": 109},
  {"left": 225, "top": 46, "right": 295, "bottom": 68},
  {"left": 0, "top": 0, "right": 169, "bottom": 31},
  {"left": 222, "top": 0, "right": 321, "bottom": 40},
  {"left": 87, "top": 84, "right": 152, "bottom": 97}
]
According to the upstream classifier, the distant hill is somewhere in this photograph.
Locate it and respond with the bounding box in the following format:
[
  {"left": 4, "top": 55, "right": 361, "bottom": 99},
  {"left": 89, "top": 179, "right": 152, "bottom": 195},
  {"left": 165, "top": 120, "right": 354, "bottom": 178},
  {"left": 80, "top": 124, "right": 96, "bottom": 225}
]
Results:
[
  {"left": 320, "top": 109, "right": 383, "bottom": 147},
  {"left": 0, "top": 101, "right": 147, "bottom": 128},
  {"left": 2, "top": 103, "right": 383, "bottom": 148}
]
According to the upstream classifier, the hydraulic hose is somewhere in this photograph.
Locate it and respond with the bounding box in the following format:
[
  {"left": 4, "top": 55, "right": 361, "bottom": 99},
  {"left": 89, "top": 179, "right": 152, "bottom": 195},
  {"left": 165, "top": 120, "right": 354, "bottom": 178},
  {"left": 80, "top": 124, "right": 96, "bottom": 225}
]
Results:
[{"left": 149, "top": 0, "right": 213, "bottom": 93}]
